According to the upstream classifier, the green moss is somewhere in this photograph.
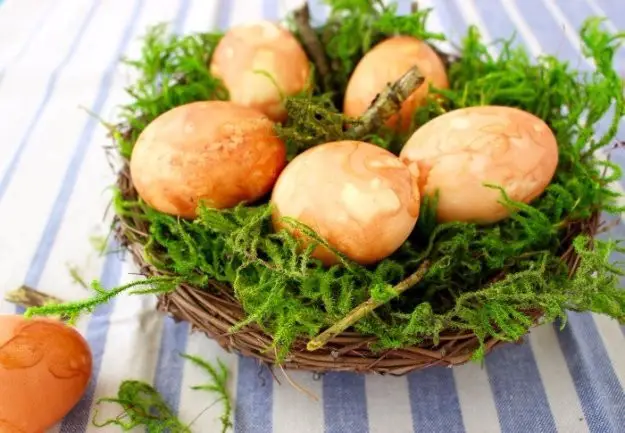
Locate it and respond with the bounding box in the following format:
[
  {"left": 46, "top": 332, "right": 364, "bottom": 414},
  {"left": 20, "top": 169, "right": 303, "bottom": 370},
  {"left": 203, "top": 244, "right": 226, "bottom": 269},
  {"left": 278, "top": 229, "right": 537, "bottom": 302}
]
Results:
[
  {"left": 92, "top": 354, "right": 232, "bottom": 432},
  {"left": 26, "top": 3, "right": 625, "bottom": 361}
]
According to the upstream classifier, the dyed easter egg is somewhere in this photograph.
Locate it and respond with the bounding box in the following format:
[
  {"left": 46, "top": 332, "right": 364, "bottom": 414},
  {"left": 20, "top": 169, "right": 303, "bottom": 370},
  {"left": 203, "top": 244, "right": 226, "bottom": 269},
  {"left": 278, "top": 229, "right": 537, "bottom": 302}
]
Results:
[
  {"left": 344, "top": 36, "right": 449, "bottom": 131},
  {"left": 399, "top": 105, "right": 559, "bottom": 224},
  {"left": 130, "top": 100, "right": 287, "bottom": 219},
  {"left": 271, "top": 140, "right": 421, "bottom": 266},
  {"left": 210, "top": 20, "right": 311, "bottom": 122},
  {"left": 0, "top": 315, "right": 92, "bottom": 433}
]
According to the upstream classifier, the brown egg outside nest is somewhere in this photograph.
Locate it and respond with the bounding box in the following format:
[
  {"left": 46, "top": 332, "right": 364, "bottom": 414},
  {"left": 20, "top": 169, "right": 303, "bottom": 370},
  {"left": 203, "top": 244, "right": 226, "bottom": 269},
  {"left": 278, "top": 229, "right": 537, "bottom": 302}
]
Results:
[
  {"left": 399, "top": 105, "right": 559, "bottom": 224},
  {"left": 271, "top": 140, "right": 421, "bottom": 266},
  {"left": 0, "top": 315, "right": 93, "bottom": 433},
  {"left": 343, "top": 36, "right": 449, "bottom": 132},
  {"left": 130, "top": 101, "right": 287, "bottom": 219},
  {"left": 209, "top": 20, "right": 312, "bottom": 123}
]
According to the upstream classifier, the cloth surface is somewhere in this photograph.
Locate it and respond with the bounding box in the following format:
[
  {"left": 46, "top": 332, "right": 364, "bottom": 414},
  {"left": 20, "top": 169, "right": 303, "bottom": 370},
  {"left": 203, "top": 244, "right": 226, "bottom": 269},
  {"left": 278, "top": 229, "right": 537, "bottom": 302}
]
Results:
[{"left": 0, "top": 0, "right": 623, "bottom": 432}]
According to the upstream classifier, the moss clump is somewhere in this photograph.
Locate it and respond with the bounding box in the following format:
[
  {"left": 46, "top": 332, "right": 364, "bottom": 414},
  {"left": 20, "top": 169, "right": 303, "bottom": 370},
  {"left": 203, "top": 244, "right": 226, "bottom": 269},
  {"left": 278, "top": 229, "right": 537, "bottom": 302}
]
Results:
[
  {"left": 92, "top": 354, "right": 232, "bottom": 432},
  {"left": 26, "top": 2, "right": 625, "bottom": 361}
]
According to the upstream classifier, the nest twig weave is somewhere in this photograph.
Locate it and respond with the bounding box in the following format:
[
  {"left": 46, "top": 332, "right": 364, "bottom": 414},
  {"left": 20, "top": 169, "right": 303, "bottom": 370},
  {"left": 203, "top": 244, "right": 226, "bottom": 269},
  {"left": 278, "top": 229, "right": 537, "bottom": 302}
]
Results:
[{"left": 114, "top": 155, "right": 598, "bottom": 374}]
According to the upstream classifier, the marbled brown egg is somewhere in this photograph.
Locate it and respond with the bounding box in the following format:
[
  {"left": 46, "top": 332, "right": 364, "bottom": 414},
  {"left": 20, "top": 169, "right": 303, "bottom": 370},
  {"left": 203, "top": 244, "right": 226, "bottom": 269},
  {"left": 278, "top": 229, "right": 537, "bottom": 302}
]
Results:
[
  {"left": 271, "top": 140, "right": 421, "bottom": 266},
  {"left": 0, "top": 315, "right": 92, "bottom": 433},
  {"left": 344, "top": 36, "right": 449, "bottom": 132},
  {"left": 400, "top": 105, "right": 559, "bottom": 224},
  {"left": 209, "top": 20, "right": 311, "bottom": 122},
  {"left": 130, "top": 101, "right": 287, "bottom": 219}
]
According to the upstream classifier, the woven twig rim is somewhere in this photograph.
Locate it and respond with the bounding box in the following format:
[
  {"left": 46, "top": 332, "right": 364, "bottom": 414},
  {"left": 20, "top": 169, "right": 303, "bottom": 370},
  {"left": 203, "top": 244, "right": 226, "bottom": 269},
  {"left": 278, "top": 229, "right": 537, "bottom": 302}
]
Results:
[{"left": 113, "top": 156, "right": 599, "bottom": 375}]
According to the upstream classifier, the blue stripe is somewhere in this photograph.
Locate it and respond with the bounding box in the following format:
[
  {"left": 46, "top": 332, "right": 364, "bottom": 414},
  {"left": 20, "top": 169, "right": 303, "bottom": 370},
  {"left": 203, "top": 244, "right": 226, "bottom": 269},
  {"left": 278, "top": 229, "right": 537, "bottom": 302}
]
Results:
[
  {"left": 395, "top": 0, "right": 412, "bottom": 15},
  {"left": 59, "top": 245, "right": 123, "bottom": 432},
  {"left": 471, "top": 0, "right": 527, "bottom": 51},
  {"left": 218, "top": 0, "right": 232, "bottom": 31},
  {"left": 407, "top": 367, "right": 465, "bottom": 433},
  {"left": 263, "top": 0, "right": 279, "bottom": 21},
  {"left": 0, "top": 1, "right": 101, "bottom": 201},
  {"left": 152, "top": 318, "right": 190, "bottom": 409},
  {"left": 554, "top": 2, "right": 625, "bottom": 95},
  {"left": 513, "top": 0, "right": 593, "bottom": 71},
  {"left": 234, "top": 356, "right": 273, "bottom": 433},
  {"left": 440, "top": 0, "right": 469, "bottom": 45},
  {"left": 21, "top": 0, "right": 144, "bottom": 294},
  {"left": 307, "top": 0, "right": 328, "bottom": 26},
  {"left": 593, "top": 0, "right": 625, "bottom": 29},
  {"left": 485, "top": 344, "right": 558, "bottom": 433},
  {"left": 171, "top": 0, "right": 191, "bottom": 34},
  {"left": 323, "top": 372, "right": 369, "bottom": 433},
  {"left": 557, "top": 314, "right": 625, "bottom": 433}
]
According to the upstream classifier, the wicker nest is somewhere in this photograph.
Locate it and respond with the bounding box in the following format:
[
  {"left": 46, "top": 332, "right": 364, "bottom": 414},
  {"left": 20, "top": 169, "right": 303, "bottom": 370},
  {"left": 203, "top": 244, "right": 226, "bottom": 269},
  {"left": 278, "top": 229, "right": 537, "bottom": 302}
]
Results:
[
  {"left": 96, "top": 0, "right": 625, "bottom": 376},
  {"left": 110, "top": 32, "right": 604, "bottom": 373},
  {"left": 114, "top": 163, "right": 598, "bottom": 375}
]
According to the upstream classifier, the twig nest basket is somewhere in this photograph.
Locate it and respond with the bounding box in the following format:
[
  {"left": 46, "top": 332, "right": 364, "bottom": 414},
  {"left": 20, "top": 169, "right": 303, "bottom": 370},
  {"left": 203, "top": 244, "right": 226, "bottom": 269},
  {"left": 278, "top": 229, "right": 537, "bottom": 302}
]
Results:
[{"left": 26, "top": 2, "right": 625, "bottom": 375}]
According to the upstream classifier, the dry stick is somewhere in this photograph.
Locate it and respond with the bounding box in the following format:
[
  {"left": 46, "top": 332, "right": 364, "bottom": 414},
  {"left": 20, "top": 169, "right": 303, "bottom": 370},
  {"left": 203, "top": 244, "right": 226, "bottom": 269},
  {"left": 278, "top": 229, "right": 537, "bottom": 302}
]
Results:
[
  {"left": 292, "top": 2, "right": 331, "bottom": 91},
  {"left": 344, "top": 65, "right": 426, "bottom": 140},
  {"left": 307, "top": 261, "right": 431, "bottom": 351},
  {"left": 4, "top": 286, "right": 67, "bottom": 321}
]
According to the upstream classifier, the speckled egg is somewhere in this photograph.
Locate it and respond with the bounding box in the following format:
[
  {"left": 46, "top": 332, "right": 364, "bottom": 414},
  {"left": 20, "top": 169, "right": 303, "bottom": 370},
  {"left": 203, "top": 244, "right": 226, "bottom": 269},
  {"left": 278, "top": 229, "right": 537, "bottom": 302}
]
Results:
[
  {"left": 0, "top": 315, "right": 92, "bottom": 433},
  {"left": 343, "top": 36, "right": 449, "bottom": 131},
  {"left": 399, "top": 105, "right": 559, "bottom": 224},
  {"left": 130, "top": 100, "right": 287, "bottom": 219},
  {"left": 209, "top": 20, "right": 311, "bottom": 122},
  {"left": 271, "top": 140, "right": 421, "bottom": 266}
]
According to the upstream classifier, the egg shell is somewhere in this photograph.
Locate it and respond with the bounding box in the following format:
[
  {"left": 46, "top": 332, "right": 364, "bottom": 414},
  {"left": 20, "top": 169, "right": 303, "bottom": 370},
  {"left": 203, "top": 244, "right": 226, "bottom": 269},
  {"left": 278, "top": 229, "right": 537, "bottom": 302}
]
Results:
[
  {"left": 130, "top": 100, "right": 287, "bottom": 219},
  {"left": 343, "top": 36, "right": 449, "bottom": 132},
  {"left": 209, "top": 20, "right": 311, "bottom": 122},
  {"left": 271, "top": 140, "right": 421, "bottom": 266},
  {"left": 399, "top": 105, "right": 559, "bottom": 224},
  {"left": 0, "top": 315, "right": 92, "bottom": 433}
]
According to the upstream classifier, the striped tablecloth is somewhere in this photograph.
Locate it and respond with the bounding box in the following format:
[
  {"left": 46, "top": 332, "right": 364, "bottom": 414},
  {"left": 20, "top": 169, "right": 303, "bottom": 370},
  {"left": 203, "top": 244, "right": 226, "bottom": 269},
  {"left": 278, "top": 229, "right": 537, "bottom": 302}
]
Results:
[{"left": 0, "top": 0, "right": 623, "bottom": 432}]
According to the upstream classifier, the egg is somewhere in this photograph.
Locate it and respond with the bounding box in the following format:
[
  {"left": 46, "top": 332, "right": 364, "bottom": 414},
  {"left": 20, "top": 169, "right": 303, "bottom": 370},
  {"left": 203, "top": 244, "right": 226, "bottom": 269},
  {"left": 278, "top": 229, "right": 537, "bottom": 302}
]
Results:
[
  {"left": 399, "top": 105, "right": 559, "bottom": 224},
  {"left": 343, "top": 36, "right": 449, "bottom": 132},
  {"left": 209, "top": 20, "right": 311, "bottom": 122},
  {"left": 130, "top": 100, "right": 287, "bottom": 219},
  {"left": 271, "top": 140, "right": 420, "bottom": 266},
  {"left": 0, "top": 315, "right": 92, "bottom": 432}
]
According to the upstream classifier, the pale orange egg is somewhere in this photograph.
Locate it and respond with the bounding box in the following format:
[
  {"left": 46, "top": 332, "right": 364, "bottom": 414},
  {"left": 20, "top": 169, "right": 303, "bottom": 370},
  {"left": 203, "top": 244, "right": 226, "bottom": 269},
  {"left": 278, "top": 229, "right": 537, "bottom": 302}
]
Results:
[
  {"left": 209, "top": 20, "right": 311, "bottom": 122},
  {"left": 271, "top": 140, "right": 421, "bottom": 266},
  {"left": 0, "top": 315, "right": 92, "bottom": 433},
  {"left": 130, "top": 100, "right": 287, "bottom": 219},
  {"left": 399, "top": 105, "right": 559, "bottom": 224},
  {"left": 343, "top": 36, "right": 449, "bottom": 132}
]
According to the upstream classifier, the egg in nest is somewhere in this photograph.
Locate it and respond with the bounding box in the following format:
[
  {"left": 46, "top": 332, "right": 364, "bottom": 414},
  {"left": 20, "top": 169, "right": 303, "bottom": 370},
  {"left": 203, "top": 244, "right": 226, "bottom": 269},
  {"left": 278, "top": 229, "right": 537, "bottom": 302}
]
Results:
[
  {"left": 400, "top": 105, "right": 559, "bottom": 224},
  {"left": 343, "top": 36, "right": 449, "bottom": 132},
  {"left": 210, "top": 20, "right": 311, "bottom": 122},
  {"left": 271, "top": 140, "right": 421, "bottom": 266},
  {"left": 130, "top": 100, "right": 287, "bottom": 219}
]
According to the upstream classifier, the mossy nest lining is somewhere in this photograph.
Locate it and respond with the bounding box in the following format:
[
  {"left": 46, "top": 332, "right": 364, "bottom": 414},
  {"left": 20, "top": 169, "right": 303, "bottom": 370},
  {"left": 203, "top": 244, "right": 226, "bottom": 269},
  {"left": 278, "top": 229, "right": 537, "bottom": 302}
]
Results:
[{"left": 27, "top": 2, "right": 625, "bottom": 375}]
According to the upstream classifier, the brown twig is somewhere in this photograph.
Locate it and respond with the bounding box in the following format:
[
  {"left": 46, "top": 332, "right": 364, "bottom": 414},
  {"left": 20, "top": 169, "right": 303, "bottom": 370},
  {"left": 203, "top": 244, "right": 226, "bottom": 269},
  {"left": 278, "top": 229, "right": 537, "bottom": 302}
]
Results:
[
  {"left": 4, "top": 285, "right": 67, "bottom": 321},
  {"left": 307, "top": 261, "right": 431, "bottom": 351},
  {"left": 292, "top": 2, "right": 331, "bottom": 91},
  {"left": 345, "top": 65, "right": 425, "bottom": 139}
]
